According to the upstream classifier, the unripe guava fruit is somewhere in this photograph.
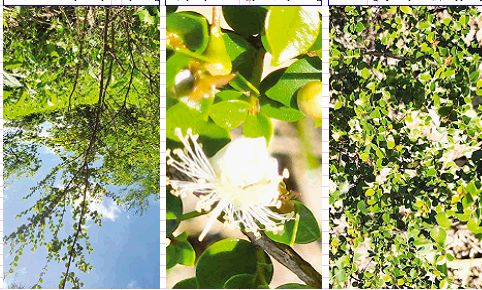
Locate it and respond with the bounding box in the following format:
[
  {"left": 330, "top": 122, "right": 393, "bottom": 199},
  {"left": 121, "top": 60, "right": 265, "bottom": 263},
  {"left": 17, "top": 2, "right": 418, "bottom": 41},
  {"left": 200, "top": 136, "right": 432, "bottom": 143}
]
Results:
[
  {"left": 297, "top": 81, "right": 323, "bottom": 119},
  {"left": 203, "top": 26, "right": 232, "bottom": 76}
]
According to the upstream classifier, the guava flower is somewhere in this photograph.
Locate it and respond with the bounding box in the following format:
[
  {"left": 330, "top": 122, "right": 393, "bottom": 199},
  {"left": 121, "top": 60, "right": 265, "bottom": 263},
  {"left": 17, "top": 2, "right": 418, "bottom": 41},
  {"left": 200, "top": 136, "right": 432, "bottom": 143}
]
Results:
[{"left": 167, "top": 128, "right": 294, "bottom": 241}]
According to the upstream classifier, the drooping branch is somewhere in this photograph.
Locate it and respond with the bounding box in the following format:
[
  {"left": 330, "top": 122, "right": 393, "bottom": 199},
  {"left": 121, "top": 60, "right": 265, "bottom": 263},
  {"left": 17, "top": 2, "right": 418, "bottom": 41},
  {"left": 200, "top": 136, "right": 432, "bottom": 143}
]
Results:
[
  {"left": 244, "top": 231, "right": 323, "bottom": 289},
  {"left": 68, "top": 7, "right": 90, "bottom": 113},
  {"left": 61, "top": 7, "right": 111, "bottom": 289}
]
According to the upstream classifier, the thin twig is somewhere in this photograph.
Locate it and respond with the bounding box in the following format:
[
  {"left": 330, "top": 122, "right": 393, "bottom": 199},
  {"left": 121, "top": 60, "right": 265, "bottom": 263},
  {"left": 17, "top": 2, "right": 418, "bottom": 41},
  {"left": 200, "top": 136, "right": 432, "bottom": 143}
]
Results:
[{"left": 68, "top": 7, "right": 90, "bottom": 113}]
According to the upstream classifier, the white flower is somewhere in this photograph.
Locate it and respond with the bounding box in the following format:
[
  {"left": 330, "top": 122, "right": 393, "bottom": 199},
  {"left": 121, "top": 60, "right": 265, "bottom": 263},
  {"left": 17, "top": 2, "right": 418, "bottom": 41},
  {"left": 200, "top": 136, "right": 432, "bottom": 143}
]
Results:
[{"left": 167, "top": 128, "right": 293, "bottom": 241}]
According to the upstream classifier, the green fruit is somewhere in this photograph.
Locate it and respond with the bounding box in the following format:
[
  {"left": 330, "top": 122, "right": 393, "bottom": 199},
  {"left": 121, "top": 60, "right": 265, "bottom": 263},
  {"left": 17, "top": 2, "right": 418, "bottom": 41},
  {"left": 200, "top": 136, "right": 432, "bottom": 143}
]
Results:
[
  {"left": 202, "top": 26, "right": 232, "bottom": 76},
  {"left": 296, "top": 81, "right": 323, "bottom": 119}
]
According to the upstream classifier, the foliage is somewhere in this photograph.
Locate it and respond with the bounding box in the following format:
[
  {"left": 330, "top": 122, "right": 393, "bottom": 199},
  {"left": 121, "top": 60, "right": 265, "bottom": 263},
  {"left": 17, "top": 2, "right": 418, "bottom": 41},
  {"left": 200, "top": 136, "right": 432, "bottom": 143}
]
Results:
[
  {"left": 3, "top": 6, "right": 160, "bottom": 288},
  {"left": 330, "top": 6, "right": 482, "bottom": 288},
  {"left": 166, "top": 6, "right": 322, "bottom": 289}
]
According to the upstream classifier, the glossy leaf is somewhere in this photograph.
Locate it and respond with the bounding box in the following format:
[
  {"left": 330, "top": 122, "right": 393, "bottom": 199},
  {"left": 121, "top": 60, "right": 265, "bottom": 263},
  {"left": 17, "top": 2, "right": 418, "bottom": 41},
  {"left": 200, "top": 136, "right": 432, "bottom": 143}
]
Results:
[
  {"left": 167, "top": 6, "right": 178, "bottom": 14},
  {"left": 223, "top": 6, "right": 267, "bottom": 37},
  {"left": 265, "top": 57, "right": 322, "bottom": 110},
  {"left": 223, "top": 273, "right": 257, "bottom": 289},
  {"left": 276, "top": 283, "right": 312, "bottom": 289},
  {"left": 229, "top": 73, "right": 260, "bottom": 97},
  {"left": 467, "top": 218, "right": 482, "bottom": 234},
  {"left": 166, "top": 232, "right": 196, "bottom": 269},
  {"left": 260, "top": 95, "right": 304, "bottom": 122},
  {"left": 209, "top": 100, "right": 251, "bottom": 129},
  {"left": 266, "top": 201, "right": 321, "bottom": 244},
  {"left": 308, "top": 13, "right": 323, "bottom": 54},
  {"left": 167, "top": 12, "right": 209, "bottom": 53},
  {"left": 223, "top": 32, "right": 257, "bottom": 81},
  {"left": 215, "top": 90, "right": 245, "bottom": 102},
  {"left": 173, "top": 277, "right": 198, "bottom": 289},
  {"left": 243, "top": 113, "right": 273, "bottom": 144},
  {"left": 167, "top": 102, "right": 230, "bottom": 156},
  {"left": 196, "top": 239, "right": 273, "bottom": 289},
  {"left": 435, "top": 212, "right": 451, "bottom": 229},
  {"left": 430, "top": 227, "right": 447, "bottom": 245},
  {"left": 265, "top": 7, "right": 320, "bottom": 65}
]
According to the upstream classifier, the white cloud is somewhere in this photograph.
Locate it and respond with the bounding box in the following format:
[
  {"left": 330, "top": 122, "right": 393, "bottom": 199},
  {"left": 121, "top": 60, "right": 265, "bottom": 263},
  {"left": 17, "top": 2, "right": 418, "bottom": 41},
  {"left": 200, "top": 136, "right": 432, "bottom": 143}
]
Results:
[
  {"left": 71, "top": 189, "right": 122, "bottom": 223},
  {"left": 89, "top": 199, "right": 121, "bottom": 222},
  {"left": 127, "top": 280, "right": 141, "bottom": 289},
  {"left": 39, "top": 122, "right": 53, "bottom": 138}
]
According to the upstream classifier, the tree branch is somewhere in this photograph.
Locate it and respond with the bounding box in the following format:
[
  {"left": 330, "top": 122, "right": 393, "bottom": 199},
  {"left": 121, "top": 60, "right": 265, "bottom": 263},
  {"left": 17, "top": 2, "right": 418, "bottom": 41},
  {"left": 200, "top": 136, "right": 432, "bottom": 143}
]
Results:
[
  {"left": 244, "top": 231, "right": 323, "bottom": 289},
  {"left": 62, "top": 7, "right": 111, "bottom": 288},
  {"left": 68, "top": 7, "right": 90, "bottom": 113}
]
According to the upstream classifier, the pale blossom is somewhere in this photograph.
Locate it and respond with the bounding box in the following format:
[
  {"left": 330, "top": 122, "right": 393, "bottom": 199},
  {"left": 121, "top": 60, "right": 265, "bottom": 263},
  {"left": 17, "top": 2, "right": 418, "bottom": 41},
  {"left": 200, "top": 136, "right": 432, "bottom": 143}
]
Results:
[{"left": 167, "top": 128, "right": 294, "bottom": 241}]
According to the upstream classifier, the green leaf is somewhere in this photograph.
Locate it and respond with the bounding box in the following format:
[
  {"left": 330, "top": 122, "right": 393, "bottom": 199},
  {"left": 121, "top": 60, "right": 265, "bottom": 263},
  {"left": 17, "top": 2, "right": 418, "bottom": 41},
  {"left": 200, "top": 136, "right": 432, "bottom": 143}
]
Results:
[
  {"left": 430, "top": 227, "right": 447, "bottom": 245},
  {"left": 258, "top": 69, "right": 305, "bottom": 122},
  {"left": 467, "top": 218, "right": 482, "bottom": 234},
  {"left": 167, "top": 102, "right": 230, "bottom": 156},
  {"left": 215, "top": 90, "right": 244, "bottom": 102},
  {"left": 365, "top": 189, "right": 375, "bottom": 197},
  {"left": 166, "top": 53, "right": 194, "bottom": 91},
  {"left": 265, "top": 212, "right": 298, "bottom": 246},
  {"left": 387, "top": 139, "right": 395, "bottom": 149},
  {"left": 4, "top": 60, "right": 23, "bottom": 70},
  {"left": 265, "top": 57, "right": 322, "bottom": 109},
  {"left": 293, "top": 201, "right": 321, "bottom": 243},
  {"left": 470, "top": 71, "right": 480, "bottom": 83},
  {"left": 209, "top": 100, "right": 251, "bottom": 129},
  {"left": 266, "top": 201, "right": 320, "bottom": 244},
  {"left": 173, "top": 277, "right": 198, "bottom": 289},
  {"left": 166, "top": 188, "right": 183, "bottom": 237},
  {"left": 196, "top": 239, "right": 273, "bottom": 289},
  {"left": 243, "top": 113, "right": 273, "bottom": 144},
  {"left": 229, "top": 73, "right": 260, "bottom": 97},
  {"left": 265, "top": 7, "right": 320, "bottom": 65},
  {"left": 466, "top": 181, "right": 477, "bottom": 195},
  {"left": 223, "top": 274, "right": 257, "bottom": 289},
  {"left": 308, "top": 13, "right": 323, "bottom": 53},
  {"left": 435, "top": 212, "right": 452, "bottom": 228},
  {"left": 222, "top": 6, "right": 267, "bottom": 37},
  {"left": 419, "top": 21, "right": 430, "bottom": 29},
  {"left": 223, "top": 32, "right": 257, "bottom": 80},
  {"left": 400, "top": 6, "right": 412, "bottom": 14},
  {"left": 4, "top": 72, "right": 23, "bottom": 88},
  {"left": 167, "top": 12, "right": 209, "bottom": 53},
  {"left": 167, "top": 231, "right": 196, "bottom": 269},
  {"left": 259, "top": 95, "right": 304, "bottom": 122},
  {"left": 360, "top": 68, "right": 370, "bottom": 79},
  {"left": 276, "top": 283, "right": 312, "bottom": 289},
  {"left": 360, "top": 153, "right": 370, "bottom": 161},
  {"left": 137, "top": 8, "right": 155, "bottom": 25},
  {"left": 167, "top": 6, "right": 178, "bottom": 14},
  {"left": 355, "top": 22, "right": 366, "bottom": 33}
]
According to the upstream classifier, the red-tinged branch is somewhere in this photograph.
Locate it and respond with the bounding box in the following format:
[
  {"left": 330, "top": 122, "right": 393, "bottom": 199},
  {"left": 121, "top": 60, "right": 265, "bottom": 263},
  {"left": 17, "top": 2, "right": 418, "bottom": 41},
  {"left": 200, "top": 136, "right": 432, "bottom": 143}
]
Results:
[{"left": 212, "top": 6, "right": 221, "bottom": 29}]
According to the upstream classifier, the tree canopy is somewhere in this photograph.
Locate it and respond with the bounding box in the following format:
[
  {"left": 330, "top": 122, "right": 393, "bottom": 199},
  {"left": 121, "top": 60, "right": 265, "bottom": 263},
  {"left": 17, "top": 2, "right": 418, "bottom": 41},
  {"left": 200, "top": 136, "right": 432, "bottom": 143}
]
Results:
[{"left": 3, "top": 6, "right": 160, "bottom": 288}]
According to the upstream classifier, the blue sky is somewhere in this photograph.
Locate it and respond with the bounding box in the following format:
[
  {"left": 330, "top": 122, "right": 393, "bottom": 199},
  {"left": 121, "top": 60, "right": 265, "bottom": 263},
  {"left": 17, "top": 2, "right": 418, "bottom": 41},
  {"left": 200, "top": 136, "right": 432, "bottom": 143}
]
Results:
[{"left": 3, "top": 142, "right": 160, "bottom": 289}]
